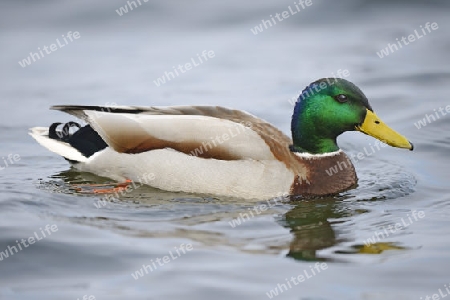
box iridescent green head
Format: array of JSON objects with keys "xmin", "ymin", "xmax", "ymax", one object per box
[{"xmin": 291, "ymin": 78, "xmax": 413, "ymax": 154}]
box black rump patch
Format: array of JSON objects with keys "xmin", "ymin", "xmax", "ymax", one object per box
[{"xmin": 49, "ymin": 122, "xmax": 108, "ymax": 158}]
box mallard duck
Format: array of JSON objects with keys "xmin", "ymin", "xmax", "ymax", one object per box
[{"xmin": 30, "ymin": 78, "xmax": 413, "ymax": 199}]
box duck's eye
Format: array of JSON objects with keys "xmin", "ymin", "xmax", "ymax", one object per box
[{"xmin": 335, "ymin": 94, "xmax": 348, "ymax": 103}]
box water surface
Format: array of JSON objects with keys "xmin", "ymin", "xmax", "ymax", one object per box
[{"xmin": 1, "ymin": 1, "xmax": 450, "ymax": 299}]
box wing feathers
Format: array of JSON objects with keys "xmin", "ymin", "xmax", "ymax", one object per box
[{"xmin": 51, "ymin": 105, "xmax": 292, "ymax": 162}]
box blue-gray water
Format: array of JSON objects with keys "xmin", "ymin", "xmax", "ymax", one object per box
[{"xmin": 1, "ymin": 1, "xmax": 450, "ymax": 299}]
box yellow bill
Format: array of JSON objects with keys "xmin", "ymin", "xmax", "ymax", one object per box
[{"xmin": 356, "ymin": 109, "xmax": 413, "ymax": 150}]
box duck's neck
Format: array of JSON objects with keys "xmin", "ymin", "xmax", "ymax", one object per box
[
  {"xmin": 291, "ymin": 113, "xmax": 340, "ymax": 154},
  {"xmin": 290, "ymin": 136, "xmax": 339, "ymax": 154}
]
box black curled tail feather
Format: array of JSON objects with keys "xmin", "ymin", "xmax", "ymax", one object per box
[
  {"xmin": 49, "ymin": 122, "xmax": 108, "ymax": 157},
  {"xmin": 49, "ymin": 122, "xmax": 80, "ymax": 142}
]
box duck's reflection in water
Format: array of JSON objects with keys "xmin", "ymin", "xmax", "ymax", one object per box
[{"xmin": 280, "ymin": 197, "xmax": 352, "ymax": 261}]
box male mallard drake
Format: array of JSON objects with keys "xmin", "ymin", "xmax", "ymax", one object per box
[{"xmin": 30, "ymin": 78, "xmax": 413, "ymax": 200}]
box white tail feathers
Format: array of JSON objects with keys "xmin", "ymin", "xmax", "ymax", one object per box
[{"xmin": 29, "ymin": 127, "xmax": 88, "ymax": 163}]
